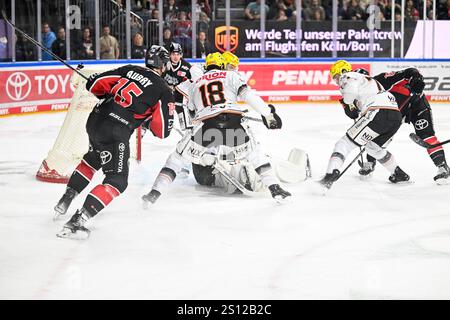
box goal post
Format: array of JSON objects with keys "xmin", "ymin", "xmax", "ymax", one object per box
[{"xmin": 36, "ymin": 68, "xmax": 141, "ymax": 183}]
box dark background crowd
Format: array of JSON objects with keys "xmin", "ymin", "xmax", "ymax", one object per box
[{"xmin": 4, "ymin": 0, "xmax": 450, "ymax": 62}]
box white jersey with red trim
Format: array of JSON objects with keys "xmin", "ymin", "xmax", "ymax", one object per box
[
  {"xmin": 186, "ymin": 69, "xmax": 249, "ymax": 122},
  {"xmin": 339, "ymin": 71, "xmax": 398, "ymax": 115}
]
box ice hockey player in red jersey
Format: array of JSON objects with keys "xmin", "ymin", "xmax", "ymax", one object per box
[
  {"xmin": 54, "ymin": 45, "xmax": 174, "ymax": 239},
  {"xmin": 351, "ymin": 66, "xmax": 450, "ymax": 184}
]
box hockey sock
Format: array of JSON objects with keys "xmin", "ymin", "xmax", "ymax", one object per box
[
  {"xmin": 326, "ymin": 152, "xmax": 345, "ymax": 173},
  {"xmin": 255, "ymin": 163, "xmax": 278, "ymax": 187},
  {"xmin": 82, "ymin": 184, "xmax": 121, "ymax": 217},
  {"xmin": 152, "ymin": 167, "xmax": 177, "ymax": 193},
  {"xmin": 377, "ymin": 151, "xmax": 398, "ymax": 174},
  {"xmin": 67, "ymin": 159, "xmax": 97, "ymax": 193},
  {"xmin": 424, "ymin": 136, "xmax": 446, "ymax": 166},
  {"xmin": 326, "ymin": 135, "xmax": 357, "ymax": 173}
]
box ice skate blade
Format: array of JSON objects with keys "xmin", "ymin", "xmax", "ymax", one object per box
[
  {"xmin": 178, "ymin": 169, "xmax": 190, "ymax": 179},
  {"xmin": 389, "ymin": 180, "xmax": 414, "ymax": 185},
  {"xmin": 56, "ymin": 227, "xmax": 90, "ymax": 240},
  {"xmin": 359, "ymin": 173, "xmax": 373, "ymax": 181},
  {"xmin": 435, "ymin": 177, "xmax": 450, "ymax": 185},
  {"xmin": 142, "ymin": 200, "xmax": 150, "ymax": 210}
]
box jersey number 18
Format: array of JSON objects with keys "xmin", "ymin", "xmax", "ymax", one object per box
[{"xmin": 199, "ymin": 81, "xmax": 226, "ymax": 107}]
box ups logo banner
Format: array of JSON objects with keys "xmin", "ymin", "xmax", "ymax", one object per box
[
  {"xmin": 214, "ymin": 26, "xmax": 239, "ymax": 53},
  {"xmin": 208, "ymin": 20, "xmax": 417, "ymax": 58}
]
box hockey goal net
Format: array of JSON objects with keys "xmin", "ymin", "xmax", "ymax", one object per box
[{"xmin": 36, "ymin": 68, "xmax": 141, "ymax": 183}]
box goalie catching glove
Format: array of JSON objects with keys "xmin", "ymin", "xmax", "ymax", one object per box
[{"xmin": 261, "ymin": 104, "xmax": 282, "ymax": 129}]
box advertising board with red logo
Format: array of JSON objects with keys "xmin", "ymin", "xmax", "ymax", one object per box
[
  {"xmin": 0, "ymin": 66, "xmax": 74, "ymax": 116},
  {"xmin": 1, "ymin": 61, "xmax": 449, "ymax": 117}
]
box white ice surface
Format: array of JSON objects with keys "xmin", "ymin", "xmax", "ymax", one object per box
[{"xmin": 1, "ymin": 104, "xmax": 450, "ymax": 299}]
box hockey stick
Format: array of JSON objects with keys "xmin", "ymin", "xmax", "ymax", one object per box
[
  {"xmin": 213, "ymin": 160, "xmax": 256, "ymax": 196},
  {"xmin": 243, "ymin": 115, "xmax": 263, "ymax": 123},
  {"xmin": 1, "ymin": 10, "xmax": 88, "ymax": 80},
  {"xmin": 409, "ymin": 133, "xmax": 450, "ymax": 149},
  {"xmin": 338, "ymin": 147, "xmax": 366, "ymax": 180}
]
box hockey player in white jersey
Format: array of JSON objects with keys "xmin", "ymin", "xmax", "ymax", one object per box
[
  {"xmin": 142, "ymin": 52, "xmax": 291, "ymax": 203},
  {"xmin": 319, "ymin": 60, "xmax": 410, "ymax": 189}
]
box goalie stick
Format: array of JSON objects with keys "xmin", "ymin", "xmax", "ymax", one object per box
[
  {"xmin": 409, "ymin": 133, "xmax": 450, "ymax": 149},
  {"xmin": 212, "ymin": 160, "xmax": 257, "ymax": 196},
  {"xmin": 1, "ymin": 10, "xmax": 88, "ymax": 80}
]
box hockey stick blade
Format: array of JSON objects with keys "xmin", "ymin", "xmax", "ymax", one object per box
[
  {"xmin": 409, "ymin": 133, "xmax": 450, "ymax": 149},
  {"xmin": 1, "ymin": 10, "xmax": 88, "ymax": 80}
]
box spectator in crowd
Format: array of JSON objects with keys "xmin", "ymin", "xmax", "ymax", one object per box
[
  {"xmin": 173, "ymin": 11, "xmax": 192, "ymax": 39},
  {"xmin": 312, "ymin": 8, "xmax": 326, "ymax": 20},
  {"xmin": 198, "ymin": 11, "xmax": 211, "ymax": 32},
  {"xmin": 405, "ymin": 0, "xmax": 420, "ymax": 21},
  {"xmin": 131, "ymin": 33, "xmax": 146, "ymax": 58},
  {"xmin": 16, "ymin": 34, "xmax": 36, "ymax": 61},
  {"xmin": 100, "ymin": 25, "xmax": 120, "ymax": 59},
  {"xmin": 41, "ymin": 22, "xmax": 56, "ymax": 61},
  {"xmin": 345, "ymin": 0, "xmax": 365, "ymax": 20},
  {"xmin": 51, "ymin": 27, "xmax": 66, "ymax": 60},
  {"xmin": 196, "ymin": 31, "xmax": 212, "ymax": 58},
  {"xmin": 305, "ymin": 0, "xmax": 326, "ymax": 20},
  {"xmin": 275, "ymin": 8, "xmax": 289, "ymax": 21},
  {"xmin": 76, "ymin": 27, "xmax": 95, "ymax": 60},
  {"xmin": 164, "ymin": 0, "xmax": 179, "ymax": 22},
  {"xmin": 163, "ymin": 27, "xmax": 174, "ymax": 51},
  {"xmin": 245, "ymin": 0, "xmax": 270, "ymax": 20},
  {"xmin": 384, "ymin": 0, "xmax": 402, "ymax": 20},
  {"xmin": 198, "ymin": 0, "xmax": 211, "ymax": 17},
  {"xmin": 438, "ymin": 0, "xmax": 450, "ymax": 20}
]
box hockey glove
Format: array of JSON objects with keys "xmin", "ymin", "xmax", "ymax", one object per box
[
  {"xmin": 409, "ymin": 76, "xmax": 425, "ymax": 94},
  {"xmin": 262, "ymin": 104, "xmax": 282, "ymax": 129},
  {"xmin": 339, "ymin": 99, "xmax": 359, "ymax": 120}
]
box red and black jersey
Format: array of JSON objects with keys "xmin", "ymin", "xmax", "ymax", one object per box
[
  {"xmin": 373, "ymin": 68, "xmax": 422, "ymax": 117},
  {"xmin": 163, "ymin": 59, "xmax": 195, "ymax": 88},
  {"xmin": 86, "ymin": 64, "xmax": 174, "ymax": 139}
]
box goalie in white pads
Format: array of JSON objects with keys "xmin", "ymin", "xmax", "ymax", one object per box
[
  {"xmin": 142, "ymin": 52, "xmax": 291, "ymax": 203},
  {"xmin": 319, "ymin": 60, "xmax": 410, "ymax": 189}
]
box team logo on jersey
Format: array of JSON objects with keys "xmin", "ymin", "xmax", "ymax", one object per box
[
  {"xmin": 215, "ymin": 26, "xmax": 239, "ymax": 53},
  {"xmin": 6, "ymin": 72, "xmax": 32, "ymax": 101},
  {"xmin": 415, "ymin": 119, "xmax": 429, "ymax": 130},
  {"xmin": 177, "ymin": 71, "xmax": 186, "ymax": 77},
  {"xmin": 100, "ymin": 151, "xmax": 112, "ymax": 165}
]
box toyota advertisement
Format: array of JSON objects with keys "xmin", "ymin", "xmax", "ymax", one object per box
[{"xmin": 1, "ymin": 61, "xmax": 450, "ymax": 117}]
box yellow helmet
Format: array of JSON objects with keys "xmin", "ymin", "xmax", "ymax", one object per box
[
  {"xmin": 330, "ymin": 60, "xmax": 352, "ymax": 78},
  {"xmin": 222, "ymin": 51, "xmax": 239, "ymax": 70},
  {"xmin": 205, "ymin": 52, "xmax": 225, "ymax": 69}
]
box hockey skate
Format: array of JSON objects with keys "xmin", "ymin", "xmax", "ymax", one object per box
[
  {"xmin": 434, "ymin": 163, "xmax": 450, "ymax": 185},
  {"xmin": 318, "ymin": 169, "xmax": 340, "ymax": 190},
  {"xmin": 388, "ymin": 166, "xmax": 411, "ymax": 184},
  {"xmin": 358, "ymin": 160, "xmax": 376, "ymax": 180},
  {"xmin": 56, "ymin": 208, "xmax": 91, "ymax": 240},
  {"xmin": 142, "ymin": 189, "xmax": 161, "ymax": 209},
  {"xmin": 268, "ymin": 184, "xmax": 291, "ymax": 203},
  {"xmin": 54, "ymin": 187, "xmax": 78, "ymax": 220}
]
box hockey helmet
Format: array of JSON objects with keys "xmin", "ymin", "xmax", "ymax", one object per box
[
  {"xmin": 205, "ymin": 52, "xmax": 225, "ymax": 70},
  {"xmin": 330, "ymin": 60, "xmax": 352, "ymax": 78},
  {"xmin": 145, "ymin": 45, "xmax": 170, "ymax": 69},
  {"xmin": 169, "ymin": 42, "xmax": 183, "ymax": 55},
  {"xmin": 222, "ymin": 51, "xmax": 239, "ymax": 70}
]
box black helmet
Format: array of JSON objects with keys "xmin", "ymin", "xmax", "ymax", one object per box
[
  {"xmin": 169, "ymin": 42, "xmax": 183, "ymax": 55},
  {"xmin": 354, "ymin": 68, "xmax": 370, "ymax": 76},
  {"xmin": 145, "ymin": 45, "xmax": 169, "ymax": 69}
]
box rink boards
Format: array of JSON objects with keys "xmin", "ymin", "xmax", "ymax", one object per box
[{"xmin": 1, "ymin": 58, "xmax": 450, "ymax": 117}]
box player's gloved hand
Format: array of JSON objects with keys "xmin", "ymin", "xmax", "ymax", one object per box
[
  {"xmin": 262, "ymin": 104, "xmax": 282, "ymax": 129},
  {"xmin": 339, "ymin": 99, "xmax": 359, "ymax": 119},
  {"xmin": 409, "ymin": 76, "xmax": 425, "ymax": 94}
]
